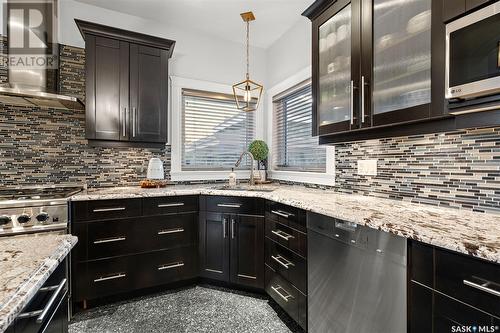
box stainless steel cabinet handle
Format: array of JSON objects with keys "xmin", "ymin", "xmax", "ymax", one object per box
[
  {"xmin": 350, "ymin": 80, "xmax": 354, "ymax": 125},
  {"xmin": 158, "ymin": 202, "xmax": 185, "ymax": 208},
  {"xmin": 158, "ymin": 228, "xmax": 184, "ymax": 235},
  {"xmin": 132, "ymin": 107, "xmax": 136, "ymax": 137},
  {"xmin": 93, "ymin": 207, "xmax": 126, "ymax": 213},
  {"xmin": 271, "ymin": 229, "xmax": 294, "ymax": 241},
  {"xmin": 36, "ymin": 278, "xmax": 66, "ymax": 323},
  {"xmin": 271, "ymin": 285, "xmax": 294, "ymax": 302},
  {"xmin": 271, "ymin": 210, "xmax": 293, "ymax": 218},
  {"xmin": 231, "ymin": 219, "xmax": 235, "ymax": 239},
  {"xmin": 223, "ymin": 218, "xmax": 227, "ymax": 239},
  {"xmin": 93, "ymin": 236, "xmax": 126, "ymax": 244},
  {"xmin": 18, "ymin": 278, "xmax": 67, "ymax": 321},
  {"xmin": 271, "ymin": 255, "xmax": 294, "ymax": 269},
  {"xmin": 122, "ymin": 107, "xmax": 126, "ymax": 136},
  {"xmin": 94, "ymin": 273, "xmax": 126, "ymax": 283},
  {"xmin": 217, "ymin": 203, "xmax": 242, "ymax": 208},
  {"xmin": 463, "ymin": 279, "xmax": 500, "ymax": 297},
  {"xmin": 158, "ymin": 262, "xmax": 184, "ymax": 271},
  {"xmin": 361, "ymin": 76, "xmax": 365, "ymax": 123}
]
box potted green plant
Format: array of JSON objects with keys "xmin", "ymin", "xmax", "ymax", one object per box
[{"xmin": 248, "ymin": 140, "xmax": 269, "ymax": 182}]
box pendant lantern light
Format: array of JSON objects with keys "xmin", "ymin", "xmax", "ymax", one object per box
[{"xmin": 232, "ymin": 11, "xmax": 263, "ymax": 112}]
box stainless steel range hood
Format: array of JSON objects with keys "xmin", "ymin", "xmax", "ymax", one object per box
[{"xmin": 0, "ymin": 0, "xmax": 84, "ymax": 110}]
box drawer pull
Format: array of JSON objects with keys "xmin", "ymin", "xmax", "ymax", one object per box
[
  {"xmin": 93, "ymin": 236, "xmax": 126, "ymax": 244},
  {"xmin": 92, "ymin": 207, "xmax": 126, "ymax": 213},
  {"xmin": 463, "ymin": 278, "xmax": 500, "ymax": 298},
  {"xmin": 271, "ymin": 229, "xmax": 294, "ymax": 241},
  {"xmin": 217, "ymin": 203, "xmax": 242, "ymax": 208},
  {"xmin": 271, "ymin": 210, "xmax": 294, "ymax": 218},
  {"xmin": 158, "ymin": 262, "xmax": 184, "ymax": 271},
  {"xmin": 158, "ymin": 228, "xmax": 184, "ymax": 235},
  {"xmin": 94, "ymin": 273, "xmax": 126, "ymax": 283},
  {"xmin": 271, "ymin": 255, "xmax": 295, "ymax": 269},
  {"xmin": 271, "ymin": 285, "xmax": 294, "ymax": 302},
  {"xmin": 158, "ymin": 202, "xmax": 185, "ymax": 208},
  {"xmin": 18, "ymin": 278, "xmax": 67, "ymax": 321}
]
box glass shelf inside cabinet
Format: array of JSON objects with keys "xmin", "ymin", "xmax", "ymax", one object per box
[
  {"xmin": 318, "ymin": 4, "xmax": 351, "ymax": 127},
  {"xmin": 373, "ymin": 0, "xmax": 431, "ymax": 114}
]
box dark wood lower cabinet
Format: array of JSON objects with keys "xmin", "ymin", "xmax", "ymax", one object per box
[
  {"xmin": 199, "ymin": 211, "xmax": 230, "ymax": 282},
  {"xmin": 408, "ymin": 240, "xmax": 500, "ymax": 332},
  {"xmin": 230, "ymin": 215, "xmax": 264, "ymax": 289}
]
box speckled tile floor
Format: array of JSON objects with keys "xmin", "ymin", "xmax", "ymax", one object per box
[{"xmin": 69, "ymin": 285, "xmax": 302, "ymax": 333}]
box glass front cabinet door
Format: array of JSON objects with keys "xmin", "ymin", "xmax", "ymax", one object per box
[
  {"xmin": 313, "ymin": 0, "xmax": 360, "ymax": 135},
  {"xmin": 307, "ymin": 0, "xmax": 445, "ymax": 138}
]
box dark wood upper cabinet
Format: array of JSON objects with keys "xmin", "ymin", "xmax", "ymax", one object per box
[
  {"xmin": 75, "ymin": 20, "xmax": 175, "ymax": 146},
  {"xmin": 303, "ymin": 0, "xmax": 446, "ymax": 142},
  {"xmin": 130, "ymin": 44, "xmax": 168, "ymax": 143},
  {"xmin": 443, "ymin": 0, "xmax": 493, "ymax": 22}
]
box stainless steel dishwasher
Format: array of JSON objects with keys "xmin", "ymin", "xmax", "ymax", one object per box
[{"xmin": 307, "ymin": 212, "xmax": 407, "ymax": 333}]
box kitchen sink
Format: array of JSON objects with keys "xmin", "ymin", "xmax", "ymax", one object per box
[{"xmin": 211, "ymin": 185, "xmax": 276, "ymax": 192}]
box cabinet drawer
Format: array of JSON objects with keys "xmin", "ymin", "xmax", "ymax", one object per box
[
  {"xmin": 265, "ymin": 264, "xmax": 306, "ymax": 329},
  {"xmin": 435, "ymin": 248, "xmax": 500, "ymax": 317},
  {"xmin": 136, "ymin": 247, "xmax": 197, "ymax": 288},
  {"xmin": 265, "ymin": 218, "xmax": 306, "ymax": 257},
  {"xmin": 434, "ymin": 292, "xmax": 497, "ymax": 332},
  {"xmin": 265, "ymin": 201, "xmax": 306, "ymax": 232},
  {"xmin": 204, "ymin": 196, "xmax": 264, "ymax": 215},
  {"xmin": 265, "ymin": 238, "xmax": 306, "ymax": 294},
  {"xmin": 143, "ymin": 196, "xmax": 198, "ymax": 216},
  {"xmin": 87, "ymin": 218, "xmax": 137, "ymax": 260},
  {"xmin": 85, "ymin": 256, "xmax": 135, "ymax": 299},
  {"xmin": 138, "ymin": 213, "xmax": 197, "ymax": 252},
  {"xmin": 408, "ymin": 241, "xmax": 433, "ymax": 287},
  {"xmin": 72, "ymin": 199, "xmax": 142, "ymax": 222}
]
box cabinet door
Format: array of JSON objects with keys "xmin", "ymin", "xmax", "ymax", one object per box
[
  {"xmin": 199, "ymin": 211, "xmax": 230, "ymax": 282},
  {"xmin": 86, "ymin": 35, "xmax": 129, "ymax": 141},
  {"xmin": 313, "ymin": 0, "xmax": 361, "ymax": 135},
  {"xmin": 408, "ymin": 282, "xmax": 433, "ymax": 333},
  {"xmin": 230, "ymin": 215, "xmax": 265, "ymax": 289},
  {"xmin": 369, "ymin": 0, "xmax": 433, "ymax": 126},
  {"xmin": 130, "ymin": 44, "xmax": 168, "ymax": 143}
]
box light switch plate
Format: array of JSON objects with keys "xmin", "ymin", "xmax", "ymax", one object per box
[{"xmin": 357, "ymin": 159, "xmax": 377, "ymax": 176}]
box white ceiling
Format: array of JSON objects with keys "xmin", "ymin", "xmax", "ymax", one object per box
[{"xmin": 74, "ymin": 0, "xmax": 314, "ymax": 49}]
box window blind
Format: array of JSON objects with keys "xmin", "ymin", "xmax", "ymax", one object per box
[
  {"xmin": 273, "ymin": 81, "xmax": 326, "ymax": 172},
  {"xmin": 182, "ymin": 89, "xmax": 255, "ymax": 170}
]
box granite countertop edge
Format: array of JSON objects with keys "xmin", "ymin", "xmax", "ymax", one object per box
[
  {"xmin": 70, "ymin": 186, "xmax": 500, "ymax": 264},
  {"xmin": 0, "ymin": 235, "xmax": 78, "ymax": 333}
]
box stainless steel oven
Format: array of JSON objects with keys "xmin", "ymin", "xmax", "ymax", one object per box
[{"xmin": 446, "ymin": 1, "xmax": 500, "ymax": 101}]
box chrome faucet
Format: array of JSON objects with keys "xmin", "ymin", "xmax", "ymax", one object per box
[{"xmin": 235, "ymin": 151, "xmax": 256, "ymax": 186}]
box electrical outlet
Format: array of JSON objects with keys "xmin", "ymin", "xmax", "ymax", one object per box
[{"xmin": 357, "ymin": 159, "xmax": 377, "ymax": 176}]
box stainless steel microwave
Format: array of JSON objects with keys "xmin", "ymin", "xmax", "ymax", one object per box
[{"xmin": 446, "ymin": 1, "xmax": 500, "ymax": 100}]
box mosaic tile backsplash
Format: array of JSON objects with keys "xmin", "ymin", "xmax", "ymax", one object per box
[
  {"xmin": 0, "ymin": 38, "xmax": 499, "ymax": 213},
  {"xmin": 334, "ymin": 128, "xmax": 500, "ymax": 213},
  {"xmin": 0, "ymin": 42, "xmax": 170, "ymax": 188}
]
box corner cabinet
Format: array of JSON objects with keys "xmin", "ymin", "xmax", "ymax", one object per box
[
  {"xmin": 303, "ymin": 0, "xmax": 446, "ymax": 143},
  {"xmin": 75, "ymin": 20, "xmax": 174, "ymax": 147}
]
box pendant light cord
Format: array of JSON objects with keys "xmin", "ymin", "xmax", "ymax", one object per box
[{"xmin": 246, "ymin": 20, "xmax": 250, "ymax": 80}]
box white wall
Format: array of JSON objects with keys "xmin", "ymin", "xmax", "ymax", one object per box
[
  {"xmin": 266, "ymin": 18, "xmax": 311, "ymax": 89},
  {"xmin": 59, "ymin": 0, "xmax": 267, "ymax": 86}
]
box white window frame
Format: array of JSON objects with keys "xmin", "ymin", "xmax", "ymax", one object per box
[
  {"xmin": 170, "ymin": 76, "xmax": 264, "ymax": 181},
  {"xmin": 266, "ymin": 67, "xmax": 335, "ymax": 186}
]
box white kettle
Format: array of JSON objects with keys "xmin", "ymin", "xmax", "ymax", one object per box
[{"xmin": 147, "ymin": 158, "xmax": 164, "ymax": 180}]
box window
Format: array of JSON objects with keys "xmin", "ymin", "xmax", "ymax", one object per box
[
  {"xmin": 273, "ymin": 80, "xmax": 326, "ymax": 172},
  {"xmin": 182, "ymin": 89, "xmax": 255, "ymax": 170}
]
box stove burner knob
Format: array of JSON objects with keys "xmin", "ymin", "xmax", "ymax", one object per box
[
  {"xmin": 17, "ymin": 214, "xmax": 31, "ymax": 224},
  {"xmin": 0, "ymin": 215, "xmax": 12, "ymax": 226},
  {"xmin": 36, "ymin": 212, "xmax": 50, "ymax": 222}
]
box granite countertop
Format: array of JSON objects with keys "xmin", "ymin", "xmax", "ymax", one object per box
[
  {"xmin": 71, "ymin": 184, "xmax": 500, "ymax": 264},
  {"xmin": 0, "ymin": 233, "xmax": 77, "ymax": 333}
]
